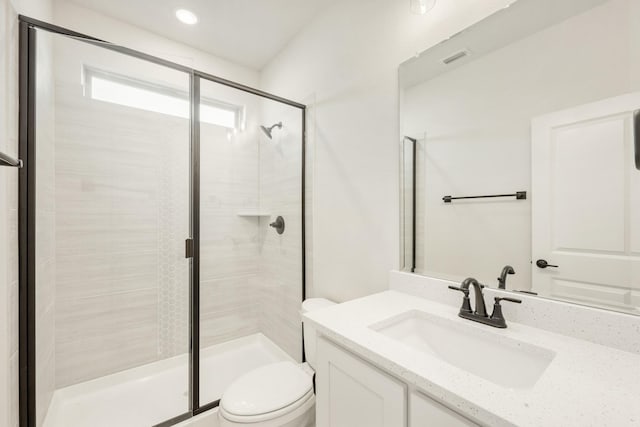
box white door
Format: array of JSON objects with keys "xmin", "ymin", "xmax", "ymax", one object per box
[
  {"xmin": 316, "ymin": 336, "xmax": 406, "ymax": 427},
  {"xmin": 531, "ymin": 92, "xmax": 640, "ymax": 313}
]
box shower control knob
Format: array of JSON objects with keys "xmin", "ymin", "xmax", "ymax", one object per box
[{"xmin": 269, "ymin": 216, "xmax": 285, "ymax": 235}]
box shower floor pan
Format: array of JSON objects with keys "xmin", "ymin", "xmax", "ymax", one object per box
[{"xmin": 43, "ymin": 333, "xmax": 294, "ymax": 427}]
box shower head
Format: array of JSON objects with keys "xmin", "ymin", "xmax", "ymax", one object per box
[{"xmin": 260, "ymin": 122, "xmax": 282, "ymax": 139}]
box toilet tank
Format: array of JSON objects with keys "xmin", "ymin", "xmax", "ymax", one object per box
[{"xmin": 301, "ymin": 298, "xmax": 335, "ymax": 369}]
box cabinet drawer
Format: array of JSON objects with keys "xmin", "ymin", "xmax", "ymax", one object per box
[{"xmin": 409, "ymin": 391, "xmax": 479, "ymax": 427}]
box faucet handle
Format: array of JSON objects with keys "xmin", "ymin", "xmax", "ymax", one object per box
[
  {"xmin": 448, "ymin": 285, "xmax": 469, "ymax": 296},
  {"xmin": 489, "ymin": 296, "xmax": 522, "ymax": 328},
  {"xmin": 495, "ymin": 297, "xmax": 522, "ymax": 305},
  {"xmin": 448, "ymin": 286, "xmax": 472, "ymax": 314}
]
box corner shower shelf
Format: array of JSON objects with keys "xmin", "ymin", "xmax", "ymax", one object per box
[{"xmin": 237, "ymin": 211, "xmax": 272, "ymax": 217}]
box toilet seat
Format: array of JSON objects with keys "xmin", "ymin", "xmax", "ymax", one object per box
[{"xmin": 220, "ymin": 361, "xmax": 313, "ymax": 423}]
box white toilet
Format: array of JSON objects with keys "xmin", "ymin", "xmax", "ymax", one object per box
[{"xmin": 218, "ymin": 298, "xmax": 336, "ymax": 427}]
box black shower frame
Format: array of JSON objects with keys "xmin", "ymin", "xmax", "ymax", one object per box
[{"xmin": 18, "ymin": 15, "xmax": 307, "ymax": 427}]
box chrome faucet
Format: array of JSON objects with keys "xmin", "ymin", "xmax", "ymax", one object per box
[
  {"xmin": 449, "ymin": 277, "xmax": 522, "ymax": 328},
  {"xmin": 497, "ymin": 265, "xmax": 515, "ymax": 289}
]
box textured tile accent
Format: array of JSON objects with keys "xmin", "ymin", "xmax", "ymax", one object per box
[{"xmin": 157, "ymin": 130, "xmax": 190, "ymax": 359}]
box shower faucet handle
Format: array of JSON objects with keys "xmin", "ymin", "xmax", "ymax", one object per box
[{"xmin": 269, "ymin": 216, "xmax": 285, "ymax": 235}]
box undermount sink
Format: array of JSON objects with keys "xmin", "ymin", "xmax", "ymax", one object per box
[{"xmin": 370, "ymin": 310, "xmax": 555, "ymax": 389}]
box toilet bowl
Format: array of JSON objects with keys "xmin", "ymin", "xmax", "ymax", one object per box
[{"xmin": 218, "ymin": 298, "xmax": 335, "ymax": 427}]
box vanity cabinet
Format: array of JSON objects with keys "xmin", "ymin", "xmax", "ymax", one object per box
[
  {"xmin": 316, "ymin": 336, "xmax": 479, "ymax": 427},
  {"xmin": 316, "ymin": 336, "xmax": 406, "ymax": 427}
]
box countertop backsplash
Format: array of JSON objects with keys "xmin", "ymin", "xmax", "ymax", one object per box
[{"xmin": 389, "ymin": 271, "xmax": 640, "ymax": 355}]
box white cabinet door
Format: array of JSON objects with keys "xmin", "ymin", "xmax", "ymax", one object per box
[
  {"xmin": 316, "ymin": 336, "xmax": 406, "ymax": 427},
  {"xmin": 409, "ymin": 391, "xmax": 478, "ymax": 427},
  {"xmin": 531, "ymin": 92, "xmax": 640, "ymax": 311}
]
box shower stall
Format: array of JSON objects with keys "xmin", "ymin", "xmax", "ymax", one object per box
[{"xmin": 18, "ymin": 17, "xmax": 305, "ymax": 427}]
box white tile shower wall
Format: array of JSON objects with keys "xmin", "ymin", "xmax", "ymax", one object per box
[
  {"xmin": 257, "ymin": 100, "xmax": 304, "ymax": 361},
  {"xmin": 53, "ymin": 81, "xmax": 191, "ymax": 386},
  {"xmin": 52, "ymin": 38, "xmax": 266, "ymax": 385},
  {"xmin": 199, "ymin": 96, "xmax": 262, "ymax": 348},
  {"xmin": 259, "ymin": 0, "xmax": 515, "ymax": 302},
  {"xmin": 47, "ymin": 2, "xmax": 269, "ymax": 386},
  {"xmin": 52, "ymin": 33, "xmax": 194, "ymax": 386},
  {"xmin": 0, "ymin": 2, "xmax": 20, "ymax": 426}
]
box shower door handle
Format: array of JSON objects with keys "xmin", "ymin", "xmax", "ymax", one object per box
[
  {"xmin": 634, "ymin": 109, "xmax": 640, "ymax": 170},
  {"xmin": 185, "ymin": 238, "xmax": 194, "ymax": 259}
]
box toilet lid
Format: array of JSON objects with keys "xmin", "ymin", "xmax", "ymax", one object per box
[{"xmin": 220, "ymin": 361, "xmax": 313, "ymax": 417}]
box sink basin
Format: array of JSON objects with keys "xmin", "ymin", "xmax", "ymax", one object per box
[{"xmin": 370, "ymin": 310, "xmax": 555, "ymax": 389}]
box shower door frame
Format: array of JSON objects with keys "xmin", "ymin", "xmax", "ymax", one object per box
[{"xmin": 18, "ymin": 15, "xmax": 307, "ymax": 427}]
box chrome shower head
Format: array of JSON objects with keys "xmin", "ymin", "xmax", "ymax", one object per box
[{"xmin": 260, "ymin": 122, "xmax": 282, "ymax": 139}]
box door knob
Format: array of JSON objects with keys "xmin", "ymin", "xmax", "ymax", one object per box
[{"xmin": 536, "ymin": 259, "xmax": 558, "ymax": 269}]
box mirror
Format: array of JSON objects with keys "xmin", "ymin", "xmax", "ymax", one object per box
[{"xmin": 399, "ymin": 0, "xmax": 640, "ymax": 315}]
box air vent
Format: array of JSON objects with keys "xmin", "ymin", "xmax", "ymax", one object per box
[{"xmin": 442, "ymin": 49, "xmax": 470, "ymax": 65}]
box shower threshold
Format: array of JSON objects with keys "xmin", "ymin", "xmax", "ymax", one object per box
[{"xmin": 43, "ymin": 333, "xmax": 294, "ymax": 427}]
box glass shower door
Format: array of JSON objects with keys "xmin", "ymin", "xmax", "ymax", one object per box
[
  {"xmin": 33, "ymin": 28, "xmax": 191, "ymax": 427},
  {"xmin": 197, "ymin": 77, "xmax": 305, "ymax": 409}
]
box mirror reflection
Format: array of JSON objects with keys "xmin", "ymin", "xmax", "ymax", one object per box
[{"xmin": 399, "ymin": 0, "xmax": 640, "ymax": 315}]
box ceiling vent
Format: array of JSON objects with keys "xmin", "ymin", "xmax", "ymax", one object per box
[{"xmin": 442, "ymin": 49, "xmax": 470, "ymax": 65}]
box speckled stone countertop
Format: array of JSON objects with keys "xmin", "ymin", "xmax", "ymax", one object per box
[{"xmin": 304, "ymin": 291, "xmax": 640, "ymax": 427}]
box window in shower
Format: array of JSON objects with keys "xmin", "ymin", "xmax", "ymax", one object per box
[{"xmin": 83, "ymin": 66, "xmax": 244, "ymax": 129}]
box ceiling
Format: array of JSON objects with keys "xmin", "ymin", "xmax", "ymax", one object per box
[
  {"xmin": 67, "ymin": 0, "xmax": 336, "ymax": 69},
  {"xmin": 399, "ymin": 0, "xmax": 608, "ymax": 89}
]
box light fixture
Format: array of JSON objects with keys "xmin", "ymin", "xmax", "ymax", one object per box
[
  {"xmin": 410, "ymin": 0, "xmax": 436, "ymax": 15},
  {"xmin": 175, "ymin": 9, "xmax": 198, "ymax": 25}
]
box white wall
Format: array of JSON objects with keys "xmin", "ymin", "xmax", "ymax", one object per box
[
  {"xmin": 260, "ymin": 0, "xmax": 513, "ymax": 302},
  {"xmin": 10, "ymin": 0, "xmax": 51, "ymax": 20}
]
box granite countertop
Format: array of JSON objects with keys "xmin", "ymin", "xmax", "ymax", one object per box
[{"xmin": 303, "ymin": 290, "xmax": 640, "ymax": 427}]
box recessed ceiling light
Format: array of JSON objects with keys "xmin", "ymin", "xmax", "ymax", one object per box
[
  {"xmin": 176, "ymin": 9, "xmax": 198, "ymax": 25},
  {"xmin": 410, "ymin": 0, "xmax": 436, "ymax": 15}
]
